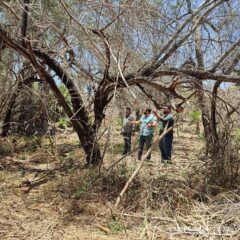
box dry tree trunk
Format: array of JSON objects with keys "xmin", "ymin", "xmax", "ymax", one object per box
[{"xmin": 114, "ymin": 126, "xmax": 174, "ymax": 210}]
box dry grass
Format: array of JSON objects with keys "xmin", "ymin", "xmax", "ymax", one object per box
[{"xmin": 0, "ymin": 125, "xmax": 239, "ymax": 239}]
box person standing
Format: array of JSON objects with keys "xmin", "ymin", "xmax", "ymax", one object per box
[
  {"xmin": 153, "ymin": 106, "xmax": 174, "ymax": 163},
  {"xmin": 132, "ymin": 108, "xmax": 157, "ymax": 160},
  {"xmin": 121, "ymin": 107, "xmax": 135, "ymax": 155}
]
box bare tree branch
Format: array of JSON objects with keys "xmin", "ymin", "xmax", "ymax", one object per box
[
  {"xmin": 211, "ymin": 38, "xmax": 240, "ymax": 72},
  {"xmin": 21, "ymin": 0, "xmax": 30, "ymax": 44}
]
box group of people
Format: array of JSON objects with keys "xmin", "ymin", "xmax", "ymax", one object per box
[{"xmin": 121, "ymin": 106, "xmax": 175, "ymax": 163}]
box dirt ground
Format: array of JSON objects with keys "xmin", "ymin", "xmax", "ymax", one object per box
[{"xmin": 0, "ymin": 122, "xmax": 239, "ymax": 240}]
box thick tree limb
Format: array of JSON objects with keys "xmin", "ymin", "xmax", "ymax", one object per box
[
  {"xmin": 152, "ymin": 68, "xmax": 240, "ymax": 84},
  {"xmin": 137, "ymin": 84, "xmax": 163, "ymax": 110},
  {"xmin": 132, "ymin": 79, "xmax": 185, "ymax": 100},
  {"xmin": 33, "ymin": 50, "xmax": 90, "ymax": 128}
]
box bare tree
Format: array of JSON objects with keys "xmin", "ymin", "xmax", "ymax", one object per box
[{"xmin": 0, "ymin": 0, "xmax": 240, "ymax": 164}]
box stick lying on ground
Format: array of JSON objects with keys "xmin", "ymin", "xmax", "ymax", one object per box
[{"xmin": 114, "ymin": 126, "xmax": 175, "ymax": 209}]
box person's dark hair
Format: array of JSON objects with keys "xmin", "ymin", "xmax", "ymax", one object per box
[
  {"xmin": 176, "ymin": 105, "xmax": 184, "ymax": 113},
  {"xmin": 126, "ymin": 107, "xmax": 131, "ymax": 111},
  {"xmin": 146, "ymin": 108, "xmax": 151, "ymax": 113},
  {"xmin": 165, "ymin": 105, "xmax": 171, "ymax": 110}
]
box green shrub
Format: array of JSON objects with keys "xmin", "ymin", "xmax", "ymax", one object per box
[
  {"xmin": 191, "ymin": 110, "xmax": 201, "ymax": 122},
  {"xmin": 0, "ymin": 142, "xmax": 12, "ymax": 156},
  {"xmin": 111, "ymin": 143, "xmax": 124, "ymax": 154},
  {"xmin": 74, "ymin": 169, "xmax": 96, "ymax": 199},
  {"xmin": 108, "ymin": 219, "xmax": 124, "ymax": 234},
  {"xmin": 235, "ymin": 128, "xmax": 240, "ymax": 140},
  {"xmin": 197, "ymin": 132, "xmax": 205, "ymax": 141},
  {"xmin": 74, "ymin": 180, "xmax": 93, "ymax": 199},
  {"xmin": 190, "ymin": 110, "xmax": 201, "ymax": 134},
  {"xmin": 58, "ymin": 117, "xmax": 71, "ymax": 129},
  {"xmin": 24, "ymin": 136, "xmax": 43, "ymax": 152}
]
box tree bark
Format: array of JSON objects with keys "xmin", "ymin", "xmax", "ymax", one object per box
[
  {"xmin": 1, "ymin": 76, "xmax": 41, "ymax": 137},
  {"xmin": 21, "ymin": 0, "xmax": 29, "ymax": 44},
  {"xmin": 34, "ymin": 51, "xmax": 103, "ymax": 164},
  {"xmin": 193, "ymin": 14, "xmax": 213, "ymax": 155},
  {"xmin": 0, "ymin": 25, "xmax": 104, "ymax": 164}
]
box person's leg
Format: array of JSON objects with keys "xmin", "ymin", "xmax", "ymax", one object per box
[
  {"xmin": 138, "ymin": 135, "xmax": 145, "ymax": 160},
  {"xmin": 122, "ymin": 133, "xmax": 128, "ymax": 154},
  {"xmin": 126, "ymin": 133, "xmax": 132, "ymax": 153},
  {"xmin": 165, "ymin": 135, "xmax": 173, "ymax": 162},
  {"xmin": 159, "ymin": 137, "xmax": 167, "ymax": 161},
  {"xmin": 145, "ymin": 134, "xmax": 153, "ymax": 160}
]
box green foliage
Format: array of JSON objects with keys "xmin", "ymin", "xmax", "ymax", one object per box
[
  {"xmin": 74, "ymin": 180, "xmax": 93, "ymax": 199},
  {"xmin": 58, "ymin": 117, "xmax": 71, "ymax": 129},
  {"xmin": 19, "ymin": 155, "xmax": 27, "ymax": 161},
  {"xmin": 111, "ymin": 143, "xmax": 124, "ymax": 154},
  {"xmin": 235, "ymin": 128, "xmax": 240, "ymax": 140},
  {"xmin": 89, "ymin": 116, "xmax": 94, "ymax": 125},
  {"xmin": 74, "ymin": 169, "xmax": 96, "ymax": 199},
  {"xmin": 108, "ymin": 220, "xmax": 124, "ymax": 234},
  {"xmin": 0, "ymin": 61, "xmax": 6, "ymax": 80},
  {"xmin": 57, "ymin": 84, "xmax": 72, "ymax": 110},
  {"xmin": 54, "ymin": 84, "xmax": 72, "ymax": 124},
  {"xmin": 59, "ymin": 84, "xmax": 70, "ymax": 99},
  {"xmin": 23, "ymin": 137, "xmax": 43, "ymax": 152},
  {"xmin": 118, "ymin": 164, "xmax": 135, "ymax": 179},
  {"xmin": 0, "ymin": 142, "xmax": 12, "ymax": 156},
  {"xmin": 127, "ymin": 187, "xmax": 138, "ymax": 198},
  {"xmin": 197, "ymin": 132, "xmax": 205, "ymax": 141},
  {"xmin": 117, "ymin": 117, "xmax": 123, "ymax": 128},
  {"xmin": 119, "ymin": 164, "xmax": 128, "ymax": 177},
  {"xmin": 191, "ymin": 110, "xmax": 201, "ymax": 122}
]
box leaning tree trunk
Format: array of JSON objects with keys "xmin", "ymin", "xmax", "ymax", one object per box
[
  {"xmin": 41, "ymin": 67, "xmax": 102, "ymax": 165},
  {"xmin": 194, "ymin": 22, "xmax": 216, "ymax": 156},
  {"xmin": 33, "ymin": 51, "xmax": 103, "ymax": 164},
  {"xmin": 196, "ymin": 84, "xmax": 213, "ymax": 155},
  {"xmin": 209, "ymin": 81, "xmax": 221, "ymax": 154},
  {"xmin": 79, "ymin": 127, "xmax": 102, "ymax": 165}
]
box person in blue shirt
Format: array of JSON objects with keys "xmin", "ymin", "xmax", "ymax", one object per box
[
  {"xmin": 131, "ymin": 108, "xmax": 157, "ymax": 160},
  {"xmin": 153, "ymin": 106, "xmax": 174, "ymax": 163}
]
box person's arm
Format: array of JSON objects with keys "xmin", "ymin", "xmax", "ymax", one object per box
[
  {"xmin": 129, "ymin": 116, "xmax": 142, "ymax": 125},
  {"xmin": 147, "ymin": 116, "xmax": 157, "ymax": 128},
  {"xmin": 129, "ymin": 120, "xmax": 140, "ymax": 125},
  {"xmin": 130, "ymin": 116, "xmax": 136, "ymax": 131},
  {"xmin": 160, "ymin": 115, "xmax": 173, "ymax": 123},
  {"xmin": 152, "ymin": 119, "xmax": 157, "ymax": 127},
  {"xmin": 147, "ymin": 121, "xmax": 157, "ymax": 128},
  {"xmin": 128, "ymin": 116, "xmax": 135, "ymax": 135},
  {"xmin": 120, "ymin": 117, "xmax": 124, "ymax": 134},
  {"xmin": 152, "ymin": 110, "xmax": 161, "ymax": 120}
]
